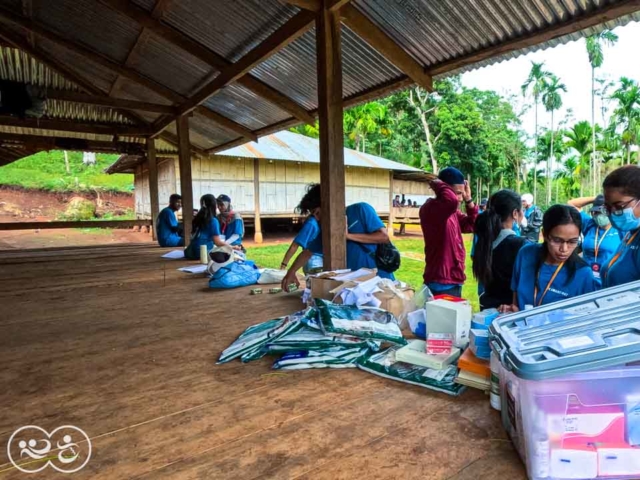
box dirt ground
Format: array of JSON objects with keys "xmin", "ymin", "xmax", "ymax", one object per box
[{"xmin": 0, "ymin": 186, "xmax": 423, "ymax": 250}]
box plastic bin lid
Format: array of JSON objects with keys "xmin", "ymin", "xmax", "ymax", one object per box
[{"xmin": 489, "ymin": 280, "xmax": 640, "ymax": 380}]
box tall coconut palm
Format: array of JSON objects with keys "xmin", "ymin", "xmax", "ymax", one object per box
[
  {"xmin": 609, "ymin": 77, "xmax": 640, "ymax": 165},
  {"xmin": 522, "ymin": 62, "xmax": 552, "ymax": 204},
  {"xmin": 542, "ymin": 75, "xmax": 567, "ymax": 204},
  {"xmin": 586, "ymin": 30, "xmax": 618, "ymax": 193}
]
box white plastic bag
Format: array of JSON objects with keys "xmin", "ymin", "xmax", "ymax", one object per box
[{"xmin": 257, "ymin": 268, "xmax": 287, "ymax": 285}]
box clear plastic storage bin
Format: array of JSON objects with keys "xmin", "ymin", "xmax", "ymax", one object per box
[{"xmin": 501, "ymin": 365, "xmax": 640, "ymax": 480}]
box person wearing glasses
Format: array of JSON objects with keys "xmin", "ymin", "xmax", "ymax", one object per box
[
  {"xmin": 568, "ymin": 194, "xmax": 623, "ymax": 280},
  {"xmin": 498, "ymin": 205, "xmax": 598, "ymax": 313},
  {"xmin": 602, "ymin": 166, "xmax": 640, "ymax": 287}
]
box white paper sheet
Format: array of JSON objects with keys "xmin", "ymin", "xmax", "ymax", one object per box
[
  {"xmin": 225, "ymin": 234, "xmax": 240, "ymax": 245},
  {"xmin": 178, "ymin": 264, "xmax": 208, "ymax": 274},
  {"xmin": 333, "ymin": 269, "xmax": 375, "ymax": 282},
  {"xmin": 162, "ymin": 250, "xmax": 185, "ymax": 259}
]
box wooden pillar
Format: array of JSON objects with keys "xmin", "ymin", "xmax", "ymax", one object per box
[
  {"xmin": 388, "ymin": 171, "xmax": 395, "ymax": 239},
  {"xmin": 253, "ymin": 158, "xmax": 263, "ymax": 243},
  {"xmin": 176, "ymin": 115, "xmax": 194, "ymax": 244},
  {"xmin": 147, "ymin": 139, "xmax": 160, "ymax": 241},
  {"xmin": 316, "ymin": 2, "xmax": 346, "ymax": 269}
]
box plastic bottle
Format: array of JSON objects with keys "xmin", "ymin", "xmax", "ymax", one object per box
[
  {"xmin": 490, "ymin": 350, "xmax": 501, "ymax": 411},
  {"xmin": 200, "ymin": 244, "xmax": 208, "ymax": 264},
  {"xmin": 530, "ymin": 409, "xmax": 550, "ymax": 479}
]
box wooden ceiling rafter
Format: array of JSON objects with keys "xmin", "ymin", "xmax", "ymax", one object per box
[
  {"xmin": 340, "ymin": 5, "xmax": 432, "ymax": 91},
  {"xmin": 98, "ymin": 0, "xmax": 315, "ymax": 126},
  {"xmin": 0, "ymin": 116, "xmax": 152, "ymax": 136},
  {"xmin": 151, "ymin": 10, "xmax": 316, "ymax": 136},
  {"xmin": 0, "ymin": 6, "xmax": 256, "ymax": 143}
]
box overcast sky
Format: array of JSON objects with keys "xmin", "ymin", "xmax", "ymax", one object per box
[{"xmin": 460, "ymin": 20, "xmax": 640, "ymax": 139}]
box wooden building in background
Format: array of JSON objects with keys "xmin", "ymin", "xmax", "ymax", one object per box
[{"xmin": 107, "ymin": 131, "xmax": 433, "ymax": 241}]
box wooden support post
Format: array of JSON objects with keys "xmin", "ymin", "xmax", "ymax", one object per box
[
  {"xmin": 176, "ymin": 116, "xmax": 194, "ymax": 244},
  {"xmin": 388, "ymin": 171, "xmax": 395, "ymax": 239},
  {"xmin": 316, "ymin": 3, "xmax": 346, "ymax": 269},
  {"xmin": 147, "ymin": 139, "xmax": 159, "ymax": 241},
  {"xmin": 253, "ymin": 158, "xmax": 263, "ymax": 244}
]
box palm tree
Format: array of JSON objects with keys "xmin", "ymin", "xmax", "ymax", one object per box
[
  {"xmin": 343, "ymin": 102, "xmax": 387, "ymax": 152},
  {"xmin": 609, "ymin": 77, "xmax": 640, "ymax": 165},
  {"xmin": 565, "ymin": 121, "xmax": 594, "ymax": 195},
  {"xmin": 542, "ymin": 75, "xmax": 567, "ymax": 204},
  {"xmin": 586, "ymin": 30, "xmax": 618, "ymax": 193},
  {"xmin": 522, "ymin": 62, "xmax": 553, "ymax": 204}
]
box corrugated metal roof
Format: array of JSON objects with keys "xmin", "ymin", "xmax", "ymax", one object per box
[
  {"xmin": 33, "ymin": 0, "xmax": 139, "ymax": 64},
  {"xmin": 218, "ymin": 130, "xmax": 421, "ymax": 172},
  {"xmin": 161, "ymin": 0, "xmax": 299, "ymax": 63},
  {"xmin": 128, "ymin": 30, "xmax": 214, "ymax": 97},
  {"xmin": 0, "ymin": 0, "xmax": 638, "ymax": 165},
  {"xmin": 353, "ymin": 0, "xmax": 640, "ymax": 78},
  {"xmin": 204, "ymin": 83, "xmax": 292, "ymax": 131}
]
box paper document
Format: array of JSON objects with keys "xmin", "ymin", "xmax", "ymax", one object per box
[
  {"xmin": 178, "ymin": 265, "xmax": 208, "ymax": 274},
  {"xmin": 162, "ymin": 250, "xmax": 185, "ymax": 259},
  {"xmin": 225, "ymin": 234, "xmax": 240, "ymax": 245},
  {"xmin": 334, "ymin": 269, "xmax": 375, "ymax": 282}
]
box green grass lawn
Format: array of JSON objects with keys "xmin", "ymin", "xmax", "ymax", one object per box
[
  {"xmin": 245, "ymin": 234, "xmax": 480, "ymax": 311},
  {"xmin": 0, "ymin": 151, "xmax": 133, "ymax": 193}
]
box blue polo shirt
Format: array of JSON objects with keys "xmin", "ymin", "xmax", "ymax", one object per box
[
  {"xmin": 219, "ymin": 216, "xmax": 244, "ymax": 246},
  {"xmin": 308, "ymin": 202, "xmax": 394, "ymax": 279},
  {"xmin": 184, "ymin": 217, "xmax": 222, "ymax": 259},
  {"xmin": 295, "ymin": 216, "xmax": 321, "ymax": 251},
  {"xmin": 602, "ymin": 228, "xmax": 640, "ymax": 288},
  {"xmin": 511, "ymin": 243, "xmax": 598, "ymax": 310},
  {"xmin": 156, "ymin": 207, "xmax": 183, "ymax": 247},
  {"xmin": 580, "ymin": 212, "xmax": 622, "ymax": 270}
]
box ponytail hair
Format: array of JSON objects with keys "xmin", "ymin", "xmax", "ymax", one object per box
[
  {"xmin": 472, "ymin": 189, "xmax": 521, "ymax": 286},
  {"xmin": 193, "ymin": 194, "xmax": 217, "ymax": 234}
]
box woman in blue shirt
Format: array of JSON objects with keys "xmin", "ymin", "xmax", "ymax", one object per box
[
  {"xmin": 499, "ymin": 205, "xmax": 598, "ymax": 313},
  {"xmin": 216, "ymin": 194, "xmax": 245, "ymax": 251},
  {"xmin": 184, "ymin": 194, "xmax": 229, "ymax": 260},
  {"xmin": 281, "ymin": 184, "xmax": 393, "ymax": 291},
  {"xmin": 602, "ymin": 166, "xmax": 640, "ymax": 287},
  {"xmin": 568, "ymin": 194, "xmax": 622, "ymax": 280},
  {"xmin": 280, "ymin": 208, "xmax": 323, "ymax": 275}
]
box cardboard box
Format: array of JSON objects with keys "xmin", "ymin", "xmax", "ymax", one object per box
[
  {"xmin": 375, "ymin": 287, "xmax": 414, "ymax": 319},
  {"xmin": 309, "ymin": 268, "xmax": 377, "ymax": 301}
]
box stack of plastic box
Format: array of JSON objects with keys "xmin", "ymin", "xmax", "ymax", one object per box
[{"xmin": 489, "ymin": 281, "xmax": 640, "ymax": 480}]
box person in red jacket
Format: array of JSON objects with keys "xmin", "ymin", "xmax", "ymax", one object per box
[{"xmin": 420, "ymin": 166, "xmax": 478, "ymax": 298}]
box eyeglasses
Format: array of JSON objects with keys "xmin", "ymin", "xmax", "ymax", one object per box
[
  {"xmin": 605, "ymin": 198, "xmax": 639, "ymax": 216},
  {"xmin": 547, "ymin": 236, "xmax": 580, "ymax": 247}
]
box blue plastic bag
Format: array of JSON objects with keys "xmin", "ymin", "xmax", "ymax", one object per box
[{"xmin": 208, "ymin": 260, "xmax": 260, "ymax": 289}]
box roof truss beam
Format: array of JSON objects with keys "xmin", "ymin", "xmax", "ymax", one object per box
[
  {"xmin": 340, "ymin": 5, "xmax": 432, "ymax": 91},
  {"xmin": 98, "ymin": 0, "xmax": 315, "ymax": 126},
  {"xmin": 0, "ymin": 132, "xmax": 147, "ymax": 154},
  {"xmin": 0, "ymin": 116, "xmax": 152, "ymax": 136},
  {"xmin": 0, "ymin": 6, "xmax": 256, "ymax": 143},
  {"xmin": 45, "ymin": 90, "xmax": 177, "ymax": 114},
  {"xmin": 151, "ymin": 10, "xmax": 315, "ymax": 135}
]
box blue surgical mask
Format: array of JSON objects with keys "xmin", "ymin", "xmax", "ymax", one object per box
[{"xmin": 610, "ymin": 201, "xmax": 640, "ymax": 232}]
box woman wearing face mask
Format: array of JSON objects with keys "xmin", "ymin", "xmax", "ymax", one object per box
[
  {"xmin": 602, "ymin": 166, "xmax": 640, "ymax": 287},
  {"xmin": 499, "ymin": 205, "xmax": 599, "ymax": 313},
  {"xmin": 280, "ymin": 184, "xmax": 323, "ymax": 274},
  {"xmin": 568, "ymin": 194, "xmax": 623, "ymax": 280},
  {"xmin": 472, "ymin": 190, "xmax": 530, "ymax": 310}
]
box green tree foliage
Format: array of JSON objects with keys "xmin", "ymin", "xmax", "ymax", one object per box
[{"xmin": 609, "ymin": 77, "xmax": 640, "ymax": 165}]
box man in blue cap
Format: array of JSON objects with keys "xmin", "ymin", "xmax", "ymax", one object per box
[{"xmin": 419, "ymin": 167, "xmax": 478, "ymax": 298}]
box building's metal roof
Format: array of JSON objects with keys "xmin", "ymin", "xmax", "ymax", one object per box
[
  {"xmin": 107, "ymin": 130, "xmax": 422, "ymax": 174},
  {"xmin": 218, "ymin": 130, "xmax": 422, "ymax": 172},
  {"xmin": 0, "ymin": 0, "xmax": 638, "ymax": 166}
]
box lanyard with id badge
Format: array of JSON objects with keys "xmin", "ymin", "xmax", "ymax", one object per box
[
  {"xmin": 591, "ymin": 226, "xmax": 611, "ymax": 279},
  {"xmin": 605, "ymin": 230, "xmax": 640, "ymax": 280}
]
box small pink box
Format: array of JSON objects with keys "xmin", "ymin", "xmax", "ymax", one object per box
[{"xmin": 426, "ymin": 333, "xmax": 453, "ymax": 355}]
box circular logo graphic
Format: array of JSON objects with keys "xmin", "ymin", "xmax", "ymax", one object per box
[{"xmin": 7, "ymin": 425, "xmax": 91, "ymax": 473}]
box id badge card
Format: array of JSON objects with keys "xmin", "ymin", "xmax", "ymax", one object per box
[{"xmin": 592, "ymin": 263, "xmax": 601, "ymax": 279}]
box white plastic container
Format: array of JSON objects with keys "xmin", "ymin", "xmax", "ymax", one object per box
[{"xmin": 500, "ymin": 365, "xmax": 640, "ymax": 480}]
